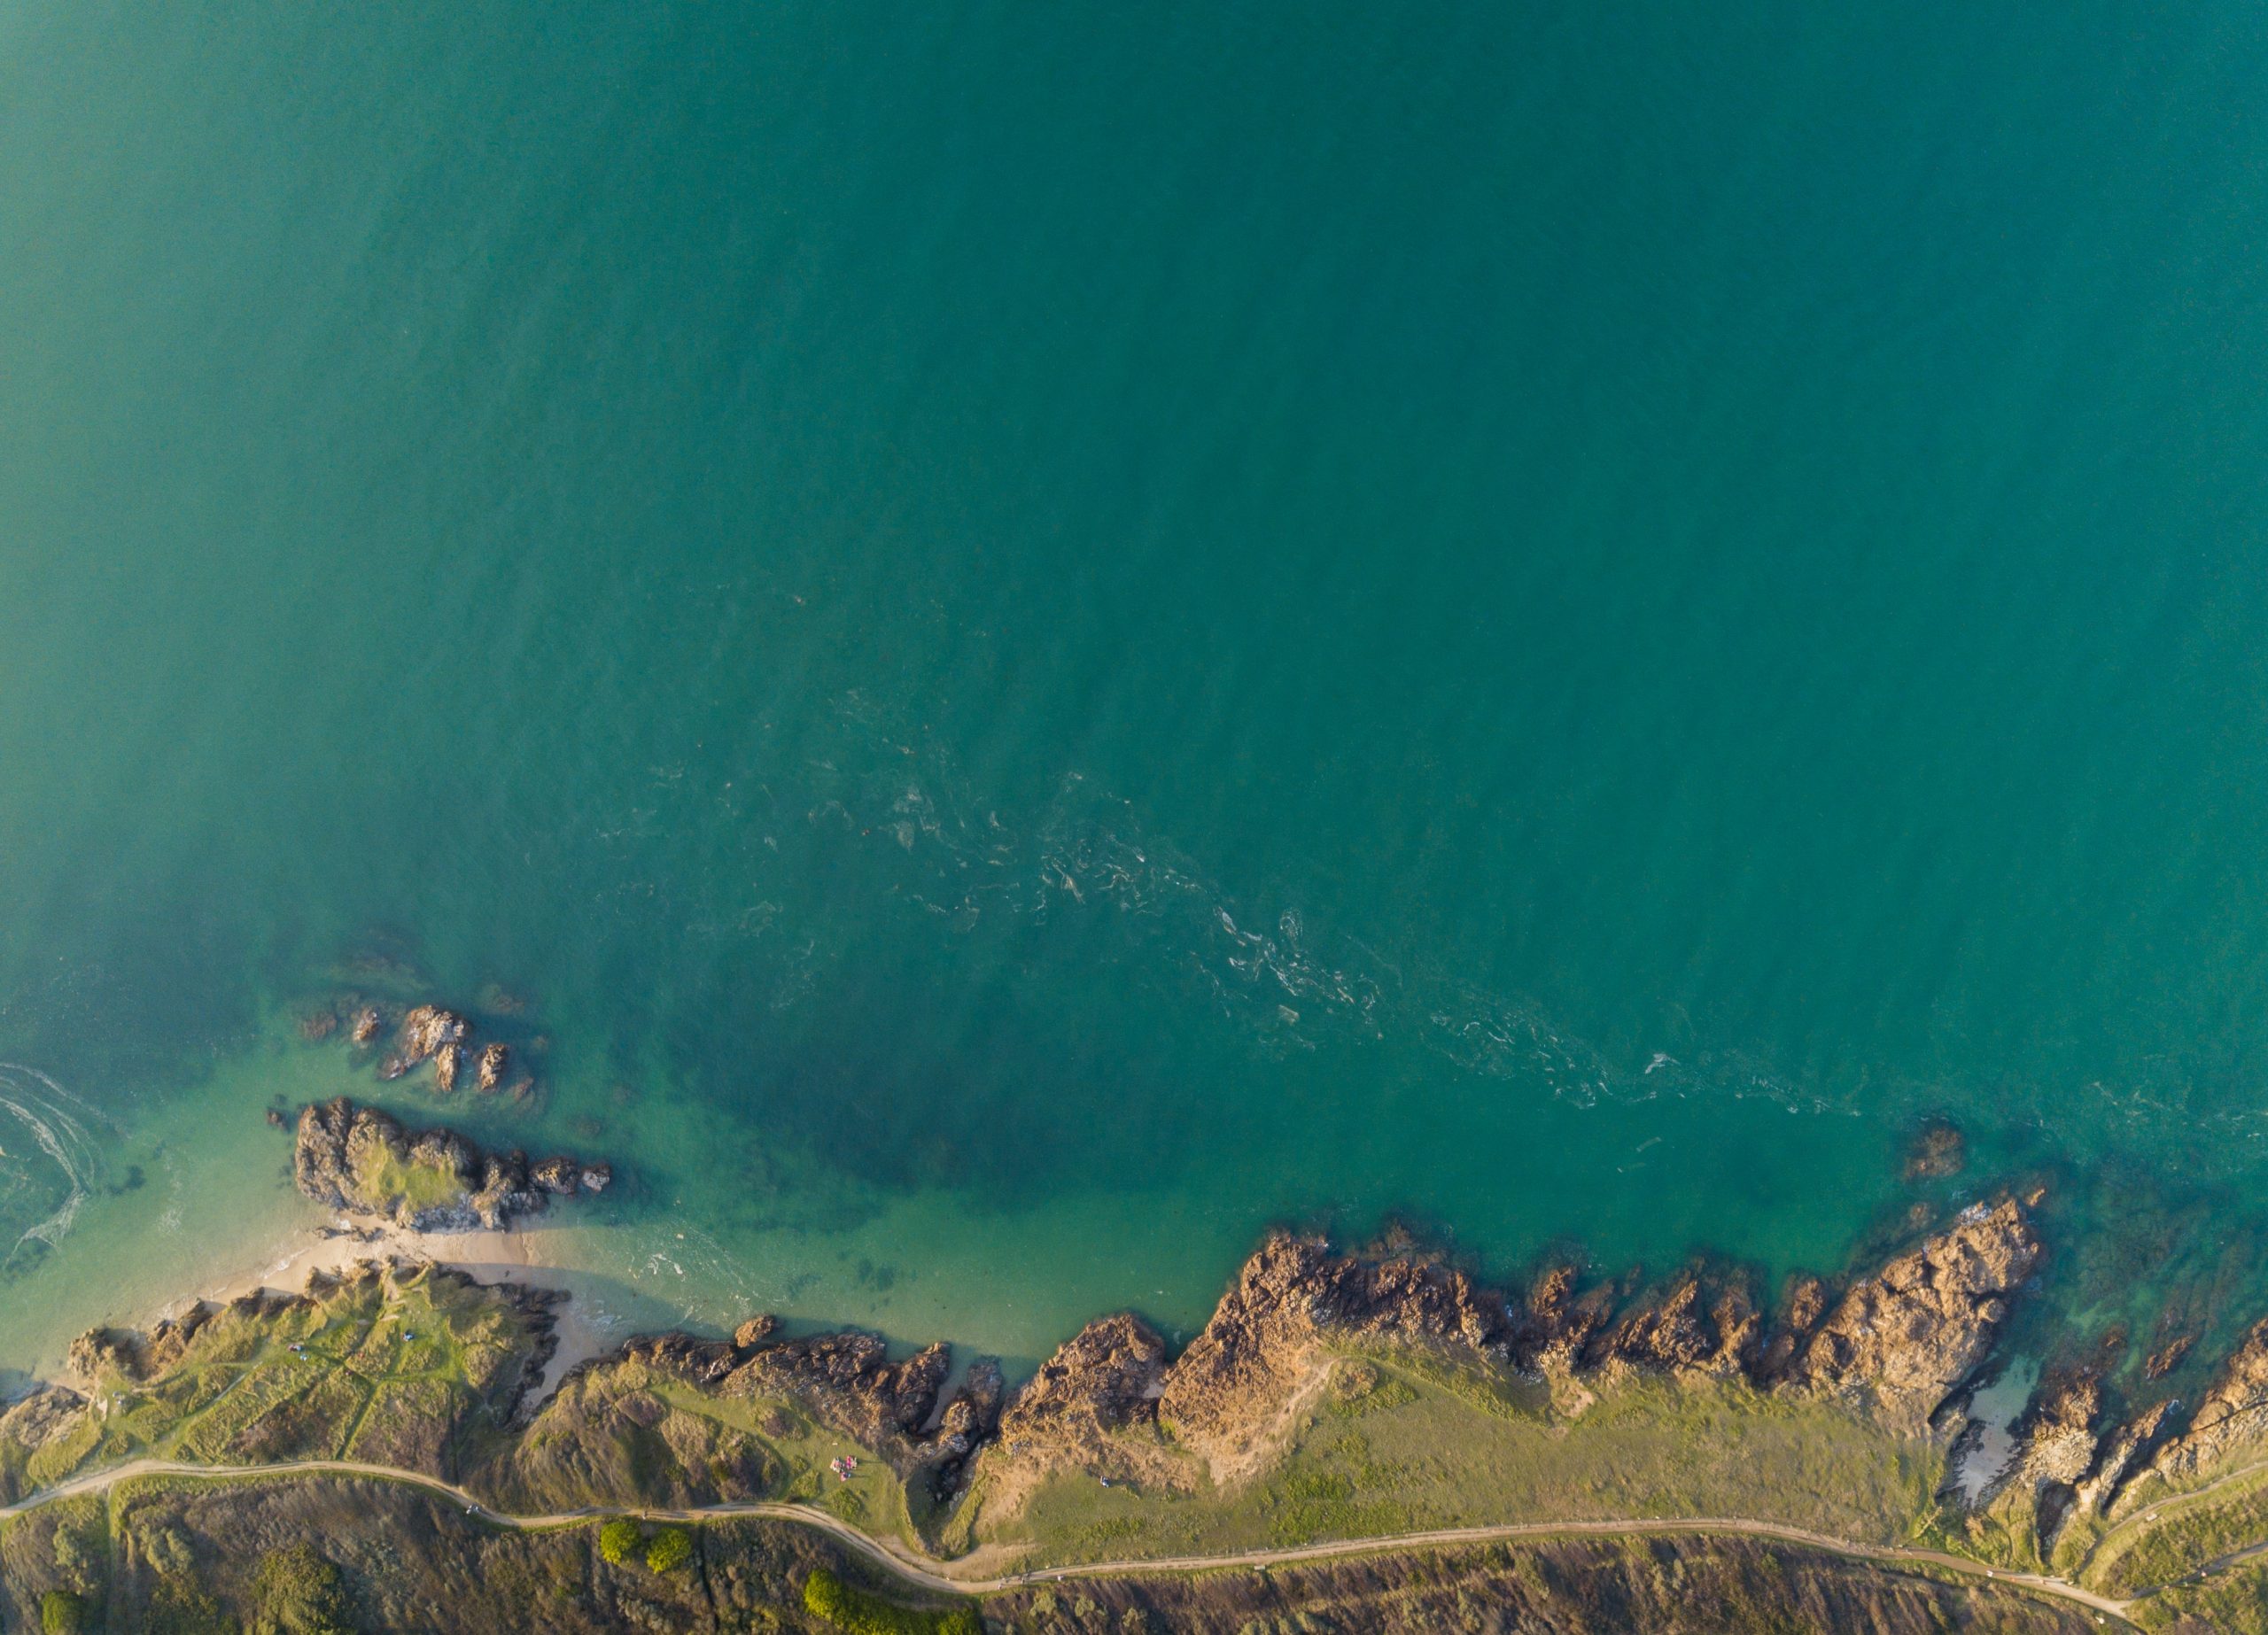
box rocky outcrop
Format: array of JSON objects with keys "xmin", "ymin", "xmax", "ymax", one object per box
[
  {"xmin": 2072, "ymin": 1400, "xmax": 2184, "ymax": 1521},
  {"xmin": 0, "ymin": 1386, "xmax": 82, "ymax": 1451},
  {"xmin": 293, "ymin": 1097, "xmax": 602, "ymax": 1232},
  {"xmin": 1516, "ymin": 1264, "xmax": 1625, "ymax": 1370},
  {"xmin": 2139, "ymin": 1316, "xmax": 2268, "ymax": 1487},
  {"xmin": 1581, "ymin": 1263, "xmax": 1760, "ymax": 1381},
  {"xmin": 66, "ymin": 1308, "xmax": 211, "ymax": 1384},
  {"xmin": 477, "ymin": 1042, "xmax": 509, "ymax": 1092},
  {"xmin": 379, "ymin": 1005, "xmax": 470, "ymax": 1084},
  {"xmin": 998, "ymin": 1314, "xmax": 1168, "ymax": 1461},
  {"xmin": 1155, "ymin": 1233, "xmax": 1510, "ymax": 1470},
  {"xmin": 1780, "ymin": 1199, "xmax": 2041, "ymax": 1427},
  {"xmin": 725, "ymin": 1332, "xmax": 950, "ymax": 1450},
  {"xmin": 2145, "ymin": 1333, "xmax": 2196, "ymax": 1381}
]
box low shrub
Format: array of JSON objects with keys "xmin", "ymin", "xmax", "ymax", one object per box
[
  {"xmin": 802, "ymin": 1567, "xmax": 983, "ymax": 1634},
  {"xmin": 598, "ymin": 1517, "xmax": 642, "ymax": 1566}
]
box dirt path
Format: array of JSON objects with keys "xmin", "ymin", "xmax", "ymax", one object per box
[{"xmin": 0, "ymin": 1455, "xmax": 2148, "ymax": 1623}]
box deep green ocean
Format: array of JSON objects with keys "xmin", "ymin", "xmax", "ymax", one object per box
[{"xmin": 6, "ymin": 0, "xmax": 2268, "ymax": 1379}]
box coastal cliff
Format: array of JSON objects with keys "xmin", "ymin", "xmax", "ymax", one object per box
[{"xmin": 22, "ymin": 1168, "xmax": 2268, "ymax": 1628}]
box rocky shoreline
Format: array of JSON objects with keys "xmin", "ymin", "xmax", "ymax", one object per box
[{"xmin": 18, "ymin": 1100, "xmax": 2268, "ymax": 1628}]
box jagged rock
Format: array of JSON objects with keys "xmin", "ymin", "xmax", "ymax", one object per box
[
  {"xmin": 928, "ymin": 1357, "xmax": 1006, "ymax": 1497},
  {"xmin": 477, "ymin": 1042, "xmax": 509, "ymax": 1092},
  {"xmin": 623, "ymin": 1332, "xmax": 742, "ymax": 1387},
  {"xmin": 530, "ymin": 1157, "xmax": 581, "ymax": 1196},
  {"xmin": 2011, "ymin": 1370, "xmax": 2102, "ymax": 1488},
  {"xmin": 0, "ymin": 1386, "xmax": 84, "ymax": 1453},
  {"xmin": 1517, "ymin": 1263, "xmax": 1622, "ymax": 1370},
  {"xmin": 349, "ymin": 1006, "xmax": 384, "ymax": 1044},
  {"xmin": 381, "ymin": 1004, "xmax": 470, "ymax": 1081},
  {"xmin": 724, "ymin": 1332, "xmax": 949, "ymax": 1450},
  {"xmin": 733, "ymin": 1314, "xmax": 780, "ymax": 1351},
  {"xmin": 402, "ymin": 1005, "xmax": 469, "ymax": 1058},
  {"xmin": 66, "ymin": 1309, "xmax": 208, "ymax": 1385},
  {"xmin": 1002, "ymin": 1314, "xmax": 1168, "ymax": 1447},
  {"xmin": 434, "ymin": 1042, "xmax": 463, "ymax": 1092},
  {"xmin": 66, "ymin": 1328, "xmax": 140, "ymax": 1383},
  {"xmin": 1155, "ymin": 1234, "xmax": 1509, "ymax": 1470},
  {"xmin": 1781, "ymin": 1199, "xmax": 2041, "ymax": 1427},
  {"xmin": 293, "ymin": 1097, "xmax": 600, "ymax": 1233},
  {"xmin": 1583, "ymin": 1263, "xmax": 1759, "ymax": 1379},
  {"xmin": 2141, "ymin": 1316, "xmax": 2268, "ymax": 1486},
  {"xmin": 2074, "ymin": 1400, "xmax": 2185, "ymax": 1521},
  {"xmin": 579, "ymin": 1162, "xmax": 610, "ymax": 1191}
]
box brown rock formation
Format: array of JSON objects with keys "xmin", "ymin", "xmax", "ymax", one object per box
[
  {"xmin": 380, "ymin": 1004, "xmax": 470, "ymax": 1082},
  {"xmin": 723, "ymin": 1332, "xmax": 950, "ymax": 1451},
  {"xmin": 66, "ymin": 1308, "xmax": 210, "ymax": 1385},
  {"xmin": 1154, "ymin": 1233, "xmax": 1509, "ymax": 1474},
  {"xmin": 1583, "ymin": 1263, "xmax": 1760, "ymax": 1380},
  {"xmin": 293, "ymin": 1097, "xmax": 599, "ymax": 1233},
  {"xmin": 2141, "ymin": 1316, "xmax": 2268, "ymax": 1486},
  {"xmin": 2072, "ymin": 1400, "xmax": 2184, "ymax": 1522},
  {"xmin": 349, "ymin": 1006, "xmax": 384, "ymax": 1044},
  {"xmin": 1000, "ymin": 1314, "xmax": 1168, "ymax": 1452},
  {"xmin": 1782, "ymin": 1198, "xmax": 2041, "ymax": 1427},
  {"xmin": 477, "ymin": 1042, "xmax": 509, "ymax": 1092}
]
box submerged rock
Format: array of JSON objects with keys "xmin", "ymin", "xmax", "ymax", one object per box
[
  {"xmin": 349, "ymin": 1006, "xmax": 384, "ymax": 1045},
  {"xmin": 1903, "ymin": 1118, "xmax": 1967, "ymax": 1182}
]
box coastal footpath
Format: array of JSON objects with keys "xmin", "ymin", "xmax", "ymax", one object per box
[{"xmin": 5, "ymin": 1095, "xmax": 2268, "ymax": 1627}]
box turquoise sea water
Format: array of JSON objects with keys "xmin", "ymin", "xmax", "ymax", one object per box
[{"xmin": 7, "ymin": 1, "xmax": 2268, "ymax": 1376}]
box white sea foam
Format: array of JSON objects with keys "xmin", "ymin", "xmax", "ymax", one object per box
[{"xmin": 0, "ymin": 1064, "xmax": 107, "ymax": 1263}]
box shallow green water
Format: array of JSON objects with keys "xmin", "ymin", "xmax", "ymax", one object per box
[{"xmin": 6, "ymin": 1, "xmax": 2268, "ymax": 1374}]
